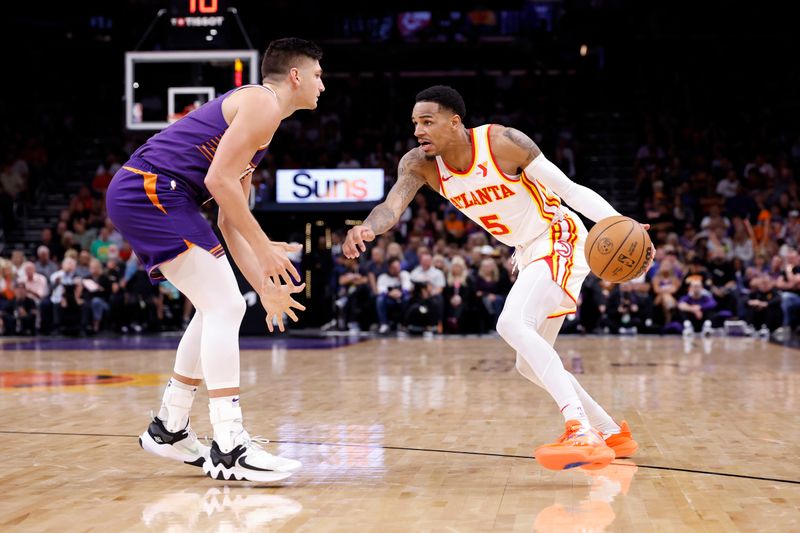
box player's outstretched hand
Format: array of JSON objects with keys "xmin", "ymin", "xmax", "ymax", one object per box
[
  {"xmin": 258, "ymin": 241, "xmax": 302, "ymax": 286},
  {"xmin": 260, "ymin": 279, "xmax": 306, "ymax": 333},
  {"xmin": 343, "ymin": 225, "xmax": 375, "ymax": 258}
]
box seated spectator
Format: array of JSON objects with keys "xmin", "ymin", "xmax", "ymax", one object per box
[
  {"xmin": 4, "ymin": 285, "xmax": 38, "ymax": 335},
  {"xmin": 363, "ymin": 246, "xmax": 387, "ymax": 295},
  {"xmin": 0, "ymin": 260, "xmax": 15, "ymax": 303},
  {"xmin": 39, "ymin": 229, "xmax": 64, "ymax": 265},
  {"xmin": 0, "ymin": 260, "xmax": 15, "ymax": 327},
  {"xmin": 90, "ymin": 227, "xmax": 113, "ymax": 262},
  {"xmin": 404, "ymin": 281, "xmax": 438, "ymax": 334},
  {"xmin": 706, "ymin": 249, "xmax": 741, "ymax": 318},
  {"xmin": 32, "ymin": 249, "xmax": 53, "ymax": 281},
  {"xmin": 745, "ymin": 275, "xmax": 781, "ymax": 334},
  {"xmin": 677, "ymin": 280, "xmax": 717, "ymax": 333},
  {"xmin": 336, "ymin": 258, "xmax": 372, "ymax": 331},
  {"xmin": 157, "ymin": 280, "xmax": 184, "ymax": 329},
  {"xmin": 475, "ymin": 257, "xmax": 505, "ymax": 331},
  {"xmin": 123, "ymin": 260, "xmax": 159, "ymax": 333},
  {"xmin": 715, "ymin": 170, "xmax": 740, "ymax": 199},
  {"xmin": 442, "ymin": 255, "xmax": 477, "ymax": 333},
  {"xmin": 410, "ymin": 249, "xmax": 446, "ymax": 331},
  {"xmin": 81, "ymin": 258, "xmax": 111, "ymax": 334},
  {"xmin": 385, "ymin": 242, "xmax": 405, "ymax": 263},
  {"xmin": 50, "ymin": 257, "xmax": 83, "ymax": 335},
  {"xmin": 775, "ymin": 251, "xmax": 800, "ymax": 338},
  {"xmin": 103, "ymin": 257, "xmax": 126, "ymax": 331},
  {"xmin": 652, "ymin": 265, "xmax": 681, "ymax": 325},
  {"xmin": 17, "ymin": 261, "xmax": 51, "ymax": 334},
  {"xmin": 75, "ymin": 250, "xmax": 92, "ymax": 278},
  {"xmin": 9, "ymin": 250, "xmax": 26, "ymax": 275},
  {"xmin": 608, "ymin": 282, "xmax": 645, "ymax": 333},
  {"xmin": 376, "ymin": 257, "xmax": 412, "ymax": 334}
]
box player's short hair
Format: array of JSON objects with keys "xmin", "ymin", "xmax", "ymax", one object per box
[
  {"xmin": 261, "ymin": 38, "xmax": 323, "ymax": 79},
  {"xmin": 415, "ymin": 85, "xmax": 466, "ymax": 119}
]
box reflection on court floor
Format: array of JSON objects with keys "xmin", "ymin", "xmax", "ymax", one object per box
[{"xmin": 1, "ymin": 335, "xmax": 798, "ymax": 531}]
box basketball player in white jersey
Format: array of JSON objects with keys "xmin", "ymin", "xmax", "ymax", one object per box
[{"xmin": 343, "ymin": 86, "xmax": 648, "ymax": 470}]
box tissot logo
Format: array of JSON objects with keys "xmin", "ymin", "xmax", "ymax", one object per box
[{"xmin": 276, "ymin": 169, "xmax": 385, "ymax": 203}]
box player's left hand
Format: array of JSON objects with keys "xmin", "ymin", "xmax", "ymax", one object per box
[
  {"xmin": 343, "ymin": 225, "xmax": 376, "ymax": 258},
  {"xmin": 260, "ymin": 279, "xmax": 306, "ymax": 333}
]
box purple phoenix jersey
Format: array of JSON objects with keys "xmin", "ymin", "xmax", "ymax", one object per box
[{"xmin": 106, "ymin": 85, "xmax": 274, "ymax": 282}]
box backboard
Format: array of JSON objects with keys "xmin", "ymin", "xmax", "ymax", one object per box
[{"xmin": 124, "ymin": 50, "xmax": 260, "ymax": 130}]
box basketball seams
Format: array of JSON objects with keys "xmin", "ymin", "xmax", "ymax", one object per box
[
  {"xmin": 586, "ymin": 216, "xmax": 652, "ymax": 283},
  {"xmin": 595, "ymin": 220, "xmax": 635, "ymax": 279}
]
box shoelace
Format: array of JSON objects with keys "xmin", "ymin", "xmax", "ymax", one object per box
[
  {"xmin": 245, "ymin": 436, "xmax": 271, "ymax": 450},
  {"xmin": 230, "ymin": 427, "xmax": 271, "ymax": 450}
]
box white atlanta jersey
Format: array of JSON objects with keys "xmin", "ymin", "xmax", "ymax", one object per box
[{"xmin": 435, "ymin": 124, "xmax": 590, "ymax": 315}]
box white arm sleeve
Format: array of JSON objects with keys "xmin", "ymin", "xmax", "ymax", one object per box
[{"xmin": 524, "ymin": 153, "xmax": 621, "ymax": 223}]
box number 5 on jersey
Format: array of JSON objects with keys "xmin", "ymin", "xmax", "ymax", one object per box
[{"xmin": 479, "ymin": 214, "xmax": 510, "ymax": 236}]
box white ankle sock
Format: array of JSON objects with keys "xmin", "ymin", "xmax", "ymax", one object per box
[
  {"xmin": 158, "ymin": 378, "xmax": 196, "ymax": 432},
  {"xmin": 560, "ymin": 401, "xmax": 590, "ymax": 427},
  {"xmin": 594, "ymin": 420, "xmax": 621, "ymax": 436},
  {"xmin": 209, "ymin": 395, "xmax": 244, "ymax": 453},
  {"xmin": 563, "ymin": 373, "xmax": 619, "ymax": 434}
]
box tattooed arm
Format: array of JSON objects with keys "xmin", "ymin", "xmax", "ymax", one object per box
[
  {"xmin": 496, "ymin": 126, "xmax": 543, "ymax": 168},
  {"xmin": 365, "ymin": 151, "xmax": 427, "ymax": 233},
  {"xmin": 491, "ymin": 125, "xmax": 621, "ymax": 222},
  {"xmin": 342, "ymin": 150, "xmax": 428, "ymax": 258}
]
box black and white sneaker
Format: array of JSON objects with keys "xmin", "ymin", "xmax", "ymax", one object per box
[
  {"xmin": 203, "ymin": 434, "xmax": 301, "ymax": 482},
  {"xmin": 139, "ymin": 417, "xmax": 209, "ymax": 467}
]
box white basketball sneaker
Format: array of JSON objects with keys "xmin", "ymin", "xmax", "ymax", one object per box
[
  {"xmin": 203, "ymin": 431, "xmax": 301, "ymax": 482},
  {"xmin": 139, "ymin": 416, "xmax": 210, "ymax": 467}
]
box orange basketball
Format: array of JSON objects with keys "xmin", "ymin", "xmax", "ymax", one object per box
[{"xmin": 584, "ymin": 215, "xmax": 653, "ymax": 283}]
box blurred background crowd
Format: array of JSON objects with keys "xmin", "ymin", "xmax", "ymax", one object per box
[{"xmin": 1, "ymin": 1, "xmax": 797, "ymax": 338}]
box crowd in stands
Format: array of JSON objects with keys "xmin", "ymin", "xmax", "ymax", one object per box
[
  {"xmin": 2, "ymin": 86, "xmax": 799, "ymax": 339},
  {"xmin": 324, "ymin": 115, "xmax": 800, "ymax": 339},
  {"xmin": 0, "ymin": 164, "xmax": 193, "ymax": 335}
]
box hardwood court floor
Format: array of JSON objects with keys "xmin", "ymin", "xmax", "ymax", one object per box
[{"xmin": 1, "ymin": 334, "xmax": 799, "ymax": 532}]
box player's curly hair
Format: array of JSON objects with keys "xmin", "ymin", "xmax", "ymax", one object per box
[
  {"xmin": 415, "ymin": 85, "xmax": 466, "ymax": 119},
  {"xmin": 261, "ymin": 38, "xmax": 323, "ymax": 79}
]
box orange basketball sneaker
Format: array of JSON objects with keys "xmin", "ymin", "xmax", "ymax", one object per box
[
  {"xmin": 535, "ymin": 420, "xmax": 615, "ymax": 471},
  {"xmin": 603, "ymin": 420, "xmax": 639, "ymax": 458}
]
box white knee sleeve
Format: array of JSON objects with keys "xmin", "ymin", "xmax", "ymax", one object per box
[
  {"xmin": 173, "ymin": 311, "xmax": 204, "ymax": 379},
  {"xmin": 160, "ymin": 247, "xmax": 246, "ymax": 390}
]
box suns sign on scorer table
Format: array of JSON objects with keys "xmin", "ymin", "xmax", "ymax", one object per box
[{"xmin": 276, "ymin": 169, "xmax": 385, "ymax": 204}]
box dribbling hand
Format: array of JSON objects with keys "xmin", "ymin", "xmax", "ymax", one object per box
[
  {"xmin": 638, "ymin": 222, "xmax": 657, "ymax": 273},
  {"xmin": 343, "ymin": 225, "xmax": 375, "ymax": 258},
  {"xmin": 260, "ymin": 278, "xmax": 306, "ymax": 333}
]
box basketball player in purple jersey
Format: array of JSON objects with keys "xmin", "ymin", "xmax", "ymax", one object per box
[{"xmin": 106, "ymin": 38, "xmax": 324, "ymax": 482}]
